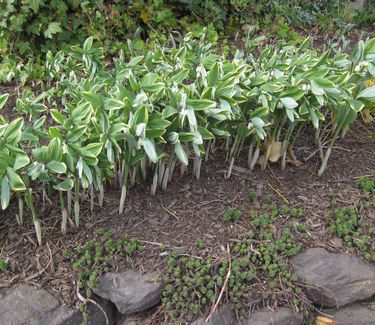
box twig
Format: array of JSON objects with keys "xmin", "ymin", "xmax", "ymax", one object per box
[
  {"xmin": 76, "ymin": 283, "xmax": 109, "ymax": 325},
  {"xmin": 139, "ymin": 240, "xmax": 169, "ymax": 247},
  {"xmin": 161, "ymin": 204, "xmax": 179, "ymax": 221},
  {"xmin": 206, "ymin": 244, "xmax": 231, "ymax": 322},
  {"xmin": 268, "ymin": 183, "xmax": 290, "ymax": 204},
  {"xmin": 24, "ymin": 245, "xmax": 53, "ymax": 282},
  {"xmin": 267, "ymin": 165, "xmax": 283, "ymax": 186}
]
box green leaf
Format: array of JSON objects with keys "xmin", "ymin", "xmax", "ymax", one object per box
[
  {"xmin": 143, "ymin": 138, "xmax": 158, "ymax": 163},
  {"xmin": 170, "ymin": 69, "xmax": 189, "ymax": 84},
  {"xmin": 0, "ymin": 93, "xmax": 9, "ymax": 110},
  {"xmin": 179, "ymin": 132, "xmax": 196, "ymax": 142},
  {"xmin": 14, "ymin": 154, "xmax": 30, "ymax": 171},
  {"xmin": 197, "ymin": 126, "xmax": 214, "ymax": 140},
  {"xmin": 4, "ymin": 118, "xmax": 24, "ymax": 144},
  {"xmin": 368, "ymin": 63, "xmax": 375, "ymax": 77},
  {"xmin": 6, "ymin": 167, "xmax": 26, "ymax": 191},
  {"xmin": 187, "ymin": 99, "xmax": 216, "ymax": 111},
  {"xmin": 83, "ymin": 37, "xmax": 93, "ymax": 52},
  {"xmin": 175, "ymin": 142, "xmax": 188, "ymax": 166},
  {"xmin": 46, "ymin": 161, "xmax": 66, "ymax": 174},
  {"xmin": 67, "ymin": 126, "xmax": 87, "ymax": 143},
  {"xmin": 81, "ymin": 143, "xmax": 102, "ymax": 158},
  {"xmin": 1, "ymin": 177, "xmax": 10, "ymax": 210},
  {"xmin": 357, "ymin": 87, "xmax": 375, "ymax": 100},
  {"xmin": 310, "ymin": 80, "xmax": 324, "ymax": 96},
  {"xmin": 280, "ymin": 97, "xmax": 298, "ymax": 109},
  {"xmin": 82, "ymin": 91, "xmax": 103, "ymax": 108},
  {"xmin": 53, "ymin": 179, "xmax": 74, "ymax": 191},
  {"xmin": 162, "ymin": 106, "xmax": 177, "ymax": 118},
  {"xmin": 50, "ymin": 109, "xmax": 65, "ymax": 124},
  {"xmin": 208, "ymin": 62, "xmax": 219, "ymax": 87},
  {"xmin": 71, "ymin": 102, "xmax": 91, "ymax": 122},
  {"xmin": 44, "ymin": 22, "xmax": 62, "ymax": 39}
]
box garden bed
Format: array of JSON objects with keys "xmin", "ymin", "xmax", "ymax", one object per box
[{"xmin": 0, "ymin": 119, "xmax": 374, "ymax": 323}]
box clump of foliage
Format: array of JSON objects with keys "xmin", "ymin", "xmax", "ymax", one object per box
[
  {"xmin": 1, "ymin": 35, "xmax": 375, "ymax": 245},
  {"xmin": 247, "ymin": 191, "xmax": 258, "ymax": 202},
  {"xmin": 223, "ymin": 207, "xmax": 242, "ymax": 222},
  {"xmin": 357, "ymin": 172, "xmax": 375, "ymax": 200},
  {"xmin": 162, "ymin": 219, "xmax": 303, "ymax": 321},
  {"xmin": 0, "ymin": 0, "xmax": 365, "ymax": 59},
  {"xmin": 0, "ymin": 258, "xmax": 7, "ymax": 272},
  {"xmin": 68, "ymin": 228, "xmax": 143, "ymax": 299},
  {"xmin": 329, "ymin": 206, "xmax": 375, "ymax": 262}
]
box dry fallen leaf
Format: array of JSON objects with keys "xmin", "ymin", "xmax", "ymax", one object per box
[
  {"xmin": 361, "ymin": 109, "xmax": 374, "ymax": 123},
  {"xmin": 316, "ymin": 315, "xmax": 339, "ymax": 325},
  {"xmin": 269, "ymin": 141, "xmax": 282, "ymax": 162}
]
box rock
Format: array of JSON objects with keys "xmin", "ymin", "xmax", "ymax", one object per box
[
  {"xmin": 191, "ymin": 305, "xmax": 236, "ymax": 325},
  {"xmin": 93, "ymin": 271, "xmax": 163, "ymax": 314},
  {"xmin": 330, "ymin": 302, "xmax": 375, "ymax": 325},
  {"xmin": 291, "ymin": 248, "xmax": 375, "ymax": 308},
  {"xmin": 0, "ymin": 284, "xmax": 82, "ymax": 325},
  {"xmin": 244, "ymin": 307, "xmax": 302, "ymax": 325},
  {"xmin": 88, "ymin": 295, "xmax": 118, "ymax": 325},
  {"xmin": 350, "ymin": 0, "xmax": 366, "ymax": 11}
]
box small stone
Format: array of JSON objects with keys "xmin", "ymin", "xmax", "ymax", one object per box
[
  {"xmin": 93, "ymin": 271, "xmax": 163, "ymax": 314},
  {"xmin": 191, "ymin": 305, "xmax": 236, "ymax": 325},
  {"xmin": 0, "ymin": 284, "xmax": 82, "ymax": 325},
  {"xmin": 330, "ymin": 302, "xmax": 375, "ymax": 325},
  {"xmin": 244, "ymin": 307, "xmax": 302, "ymax": 325},
  {"xmin": 291, "ymin": 248, "xmax": 375, "ymax": 308}
]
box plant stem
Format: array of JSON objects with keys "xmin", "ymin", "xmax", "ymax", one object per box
[
  {"xmin": 67, "ymin": 190, "xmax": 72, "ymax": 214},
  {"xmin": 151, "ymin": 167, "xmax": 158, "ymax": 195},
  {"xmin": 119, "ymin": 163, "xmax": 129, "ymax": 214},
  {"xmin": 248, "ymin": 142, "xmax": 254, "ymax": 169},
  {"xmin": 26, "ymin": 188, "xmax": 42, "ymax": 245},
  {"xmin": 59, "ymin": 191, "xmax": 67, "ymax": 235},
  {"xmin": 17, "ymin": 193, "xmax": 23, "ymax": 226},
  {"xmin": 250, "ymin": 146, "xmax": 260, "ymax": 171},
  {"xmin": 74, "ymin": 178, "xmax": 80, "ymax": 228}
]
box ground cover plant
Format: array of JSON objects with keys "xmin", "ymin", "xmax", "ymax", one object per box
[
  {"xmin": 63, "ymin": 228, "xmax": 143, "ymax": 322},
  {"xmin": 160, "ymin": 195, "xmax": 312, "ymax": 323},
  {"xmin": 1, "ymin": 34, "xmax": 375, "ymax": 245}
]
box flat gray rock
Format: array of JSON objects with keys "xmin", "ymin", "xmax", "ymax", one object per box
[
  {"xmin": 330, "ymin": 303, "xmax": 375, "ymax": 325},
  {"xmin": 191, "ymin": 305, "xmax": 236, "ymax": 325},
  {"xmin": 0, "ymin": 284, "xmax": 82, "ymax": 325},
  {"xmin": 244, "ymin": 307, "xmax": 302, "ymax": 325},
  {"xmin": 291, "ymin": 248, "xmax": 375, "ymax": 308},
  {"xmin": 93, "ymin": 271, "xmax": 163, "ymax": 314}
]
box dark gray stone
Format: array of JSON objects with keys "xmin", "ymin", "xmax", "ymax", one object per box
[
  {"xmin": 93, "ymin": 271, "xmax": 163, "ymax": 314},
  {"xmin": 0, "ymin": 284, "xmax": 82, "ymax": 325},
  {"xmin": 291, "ymin": 248, "xmax": 375, "ymax": 308},
  {"xmin": 88, "ymin": 295, "xmax": 118, "ymax": 325},
  {"xmin": 244, "ymin": 307, "xmax": 302, "ymax": 325},
  {"xmin": 330, "ymin": 303, "xmax": 375, "ymax": 325},
  {"xmin": 191, "ymin": 305, "xmax": 237, "ymax": 325}
]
